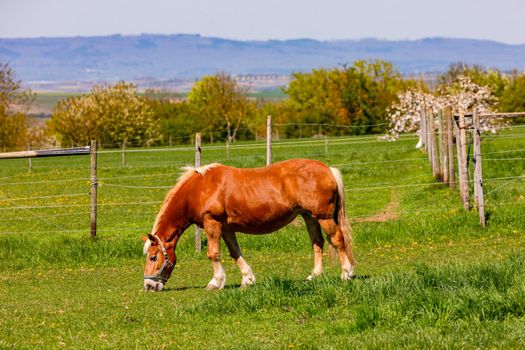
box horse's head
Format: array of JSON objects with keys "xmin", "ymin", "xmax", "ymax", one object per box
[{"xmin": 142, "ymin": 234, "xmax": 176, "ymax": 292}]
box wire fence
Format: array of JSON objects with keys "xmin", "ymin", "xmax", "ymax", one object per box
[{"xmin": 0, "ymin": 121, "xmax": 523, "ymax": 236}]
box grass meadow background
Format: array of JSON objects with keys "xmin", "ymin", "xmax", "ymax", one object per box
[{"xmin": 1, "ymin": 125, "xmax": 524, "ymax": 348}]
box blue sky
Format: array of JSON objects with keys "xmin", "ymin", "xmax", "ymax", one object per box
[{"xmin": 1, "ymin": 0, "xmax": 524, "ymax": 44}]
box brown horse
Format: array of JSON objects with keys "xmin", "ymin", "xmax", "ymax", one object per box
[{"xmin": 142, "ymin": 158, "xmax": 355, "ymax": 292}]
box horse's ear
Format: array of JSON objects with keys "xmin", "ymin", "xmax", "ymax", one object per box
[
  {"xmin": 141, "ymin": 235, "xmax": 148, "ymax": 242},
  {"xmin": 147, "ymin": 233, "xmax": 158, "ymax": 245}
]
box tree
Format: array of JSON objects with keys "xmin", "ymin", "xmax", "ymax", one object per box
[
  {"xmin": 500, "ymin": 73, "xmax": 525, "ymax": 113},
  {"xmin": 188, "ymin": 73, "xmax": 251, "ymax": 142},
  {"xmin": 0, "ymin": 63, "xmax": 34, "ymax": 149},
  {"xmin": 148, "ymin": 98, "xmax": 202, "ymax": 144},
  {"xmin": 285, "ymin": 60, "xmax": 409, "ymax": 135},
  {"xmin": 438, "ymin": 62, "xmax": 508, "ymax": 99},
  {"xmin": 386, "ymin": 75, "xmax": 506, "ymax": 146},
  {"xmin": 49, "ymin": 82, "xmax": 159, "ymax": 147}
]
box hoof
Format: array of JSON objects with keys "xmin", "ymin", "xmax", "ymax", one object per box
[
  {"xmin": 340, "ymin": 270, "xmax": 355, "ymax": 281},
  {"xmin": 206, "ymin": 277, "xmax": 226, "ymax": 290},
  {"xmin": 240, "ymin": 274, "xmax": 256, "ymax": 288},
  {"xmin": 305, "ymin": 274, "xmax": 318, "ymax": 282}
]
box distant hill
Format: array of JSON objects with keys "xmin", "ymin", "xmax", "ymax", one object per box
[{"xmin": 1, "ymin": 34, "xmax": 524, "ymax": 90}]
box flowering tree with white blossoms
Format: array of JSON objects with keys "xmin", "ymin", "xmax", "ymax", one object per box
[
  {"xmin": 439, "ymin": 76, "xmax": 507, "ymax": 133},
  {"xmin": 386, "ymin": 76, "xmax": 506, "ymax": 146},
  {"xmin": 385, "ymin": 89, "xmax": 431, "ymax": 145}
]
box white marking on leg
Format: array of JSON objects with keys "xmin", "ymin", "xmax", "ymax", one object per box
[
  {"xmin": 338, "ymin": 251, "xmax": 354, "ymax": 280},
  {"xmin": 207, "ymin": 260, "xmax": 226, "ymax": 290},
  {"xmin": 306, "ymin": 244, "xmax": 323, "ymax": 281},
  {"xmin": 236, "ymin": 256, "xmax": 256, "ymax": 288}
]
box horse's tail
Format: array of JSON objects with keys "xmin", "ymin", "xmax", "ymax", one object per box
[{"xmin": 329, "ymin": 167, "xmax": 356, "ymax": 266}]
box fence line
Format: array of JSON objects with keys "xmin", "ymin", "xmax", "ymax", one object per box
[
  {"xmin": 485, "ymin": 176, "xmax": 524, "ymax": 197},
  {"xmin": 1, "ymin": 116, "xmax": 522, "ymax": 236},
  {"xmin": 484, "ymin": 157, "xmax": 525, "ymax": 161},
  {"xmin": 273, "ymin": 122, "xmax": 391, "ymax": 128},
  {"xmin": 417, "ymin": 106, "xmax": 524, "ymax": 226},
  {"xmin": 483, "ymin": 133, "xmax": 525, "ymax": 139},
  {"xmin": 1, "ymin": 138, "xmax": 436, "ymax": 181},
  {"xmin": 0, "ymin": 193, "xmax": 87, "ymax": 201},
  {"xmin": 345, "ymin": 175, "xmax": 524, "ymax": 192},
  {"xmin": 1, "ymin": 177, "xmax": 89, "ymax": 186},
  {"xmin": 102, "ymin": 183, "xmax": 173, "ymax": 189},
  {"xmin": 482, "ymin": 148, "xmax": 525, "ymax": 155},
  {"xmin": 333, "ymin": 158, "xmax": 427, "ymax": 167},
  {"xmin": 0, "ymin": 170, "xmax": 186, "ymax": 185},
  {"xmin": 2, "ymin": 173, "xmax": 521, "ymax": 212},
  {"xmin": 1, "ymin": 121, "xmax": 522, "ymax": 155},
  {"xmin": 0, "ymin": 200, "xmax": 163, "ymax": 211},
  {"xmin": 2, "ymin": 130, "xmax": 461, "ymax": 177},
  {"xmin": 0, "ymin": 211, "xmax": 89, "ymax": 221},
  {"xmin": 99, "ymin": 172, "xmax": 184, "ymax": 180},
  {"xmin": 93, "ymin": 133, "xmax": 418, "ymax": 154},
  {"xmin": 3, "ymin": 199, "xmax": 523, "ymax": 236}
]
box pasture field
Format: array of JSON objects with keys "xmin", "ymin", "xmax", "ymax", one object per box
[
  {"xmin": 1, "ymin": 127, "xmax": 524, "ymax": 349},
  {"xmin": 31, "ymin": 92, "xmax": 81, "ymax": 115},
  {"xmin": 31, "ymin": 89, "xmax": 286, "ymax": 115}
]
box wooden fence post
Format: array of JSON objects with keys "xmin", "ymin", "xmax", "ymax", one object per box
[
  {"xmin": 428, "ymin": 108, "xmax": 440, "ymax": 180},
  {"xmin": 121, "ymin": 139, "xmax": 127, "ymax": 167},
  {"xmin": 426, "ymin": 108, "xmax": 431, "ymax": 161},
  {"xmin": 426, "ymin": 108, "xmax": 432, "ymax": 156},
  {"xmin": 226, "ymin": 122, "xmax": 231, "ymax": 160},
  {"xmin": 420, "ymin": 107, "xmax": 427, "ymax": 151},
  {"xmin": 438, "ymin": 110, "xmax": 446, "ymax": 182},
  {"xmin": 90, "ymin": 140, "xmax": 98, "ymax": 238},
  {"xmin": 27, "ymin": 144, "xmax": 32, "ymax": 173},
  {"xmin": 266, "ymin": 115, "xmax": 272, "ymax": 165},
  {"xmin": 445, "ymin": 107, "xmax": 455, "ymax": 189},
  {"xmin": 472, "ymin": 108, "xmax": 486, "ymax": 227},
  {"xmin": 441, "ymin": 109, "xmax": 449, "ymax": 183},
  {"xmin": 425, "ymin": 108, "xmax": 433, "ymax": 164},
  {"xmin": 456, "ymin": 113, "xmax": 470, "ymax": 210},
  {"xmin": 194, "ymin": 133, "xmax": 202, "ymax": 252}
]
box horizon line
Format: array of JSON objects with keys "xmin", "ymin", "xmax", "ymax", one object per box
[{"xmin": 1, "ymin": 33, "xmax": 524, "ymax": 46}]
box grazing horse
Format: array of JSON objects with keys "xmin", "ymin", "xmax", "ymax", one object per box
[{"xmin": 142, "ymin": 158, "xmax": 355, "ymax": 292}]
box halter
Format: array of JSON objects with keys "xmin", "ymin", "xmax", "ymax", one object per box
[{"xmin": 143, "ymin": 235, "xmax": 175, "ymax": 284}]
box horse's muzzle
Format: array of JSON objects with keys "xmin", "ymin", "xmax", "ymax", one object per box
[{"xmin": 144, "ymin": 278, "xmax": 164, "ymax": 292}]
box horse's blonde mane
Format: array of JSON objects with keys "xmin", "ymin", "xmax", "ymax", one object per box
[
  {"xmin": 145, "ymin": 163, "xmax": 221, "ymax": 249},
  {"xmin": 178, "ymin": 163, "xmax": 220, "ymax": 184}
]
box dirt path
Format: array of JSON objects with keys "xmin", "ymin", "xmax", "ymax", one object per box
[
  {"xmin": 289, "ymin": 191, "xmax": 400, "ymax": 227},
  {"xmin": 352, "ymin": 191, "xmax": 400, "ymax": 223}
]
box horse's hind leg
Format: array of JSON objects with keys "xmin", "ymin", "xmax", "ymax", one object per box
[
  {"xmin": 222, "ymin": 231, "xmax": 256, "ymax": 288},
  {"xmin": 302, "ymin": 214, "xmax": 324, "ymax": 281},
  {"xmin": 319, "ymin": 218, "xmax": 354, "ymax": 280}
]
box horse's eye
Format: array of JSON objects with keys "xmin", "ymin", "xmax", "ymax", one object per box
[{"xmin": 150, "ymin": 255, "xmax": 157, "ymax": 262}]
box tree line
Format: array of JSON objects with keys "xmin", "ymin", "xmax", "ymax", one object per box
[{"xmin": 1, "ymin": 60, "xmax": 524, "ymax": 150}]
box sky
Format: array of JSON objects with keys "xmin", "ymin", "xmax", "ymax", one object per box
[{"xmin": 0, "ymin": 0, "xmax": 524, "ymax": 44}]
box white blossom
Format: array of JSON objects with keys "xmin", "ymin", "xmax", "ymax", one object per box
[{"xmin": 386, "ymin": 76, "xmax": 508, "ymax": 142}]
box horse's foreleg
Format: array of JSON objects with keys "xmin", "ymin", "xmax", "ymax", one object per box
[
  {"xmin": 303, "ymin": 214, "xmax": 324, "ymax": 281},
  {"xmin": 222, "ymin": 231, "xmax": 255, "ymax": 288},
  {"xmin": 319, "ymin": 218, "xmax": 354, "ymax": 280},
  {"xmin": 203, "ymin": 218, "xmax": 226, "ymax": 290}
]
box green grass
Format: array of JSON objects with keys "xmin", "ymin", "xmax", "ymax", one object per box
[{"xmin": 0, "ymin": 127, "xmax": 524, "ymax": 348}]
